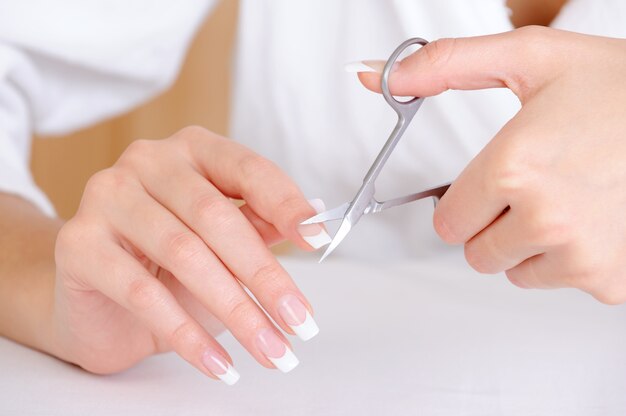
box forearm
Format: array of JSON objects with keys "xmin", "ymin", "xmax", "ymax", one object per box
[{"xmin": 0, "ymin": 192, "xmax": 62, "ymax": 352}]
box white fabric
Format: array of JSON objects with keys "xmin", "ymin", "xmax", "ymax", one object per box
[
  {"xmin": 2, "ymin": 256, "xmax": 626, "ymax": 415},
  {"xmin": 0, "ymin": 0, "xmax": 216, "ymax": 215}
]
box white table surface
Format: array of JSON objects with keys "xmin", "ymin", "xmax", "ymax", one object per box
[{"xmin": 2, "ymin": 251, "xmax": 626, "ymax": 415}]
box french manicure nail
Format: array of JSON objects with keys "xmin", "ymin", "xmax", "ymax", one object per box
[
  {"xmin": 299, "ymin": 199, "xmax": 331, "ymax": 250},
  {"xmin": 345, "ymin": 61, "xmax": 379, "ymax": 73},
  {"xmin": 256, "ymin": 328, "xmax": 300, "ymax": 373},
  {"xmin": 278, "ymin": 294, "xmax": 320, "ymax": 341},
  {"xmin": 202, "ymin": 349, "xmax": 240, "ymax": 386},
  {"xmin": 344, "ymin": 60, "xmax": 396, "ymax": 74},
  {"xmin": 307, "ymin": 198, "xmax": 326, "ymax": 214}
]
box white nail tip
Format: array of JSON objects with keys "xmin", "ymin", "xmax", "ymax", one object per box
[
  {"xmin": 307, "ymin": 198, "xmax": 326, "ymax": 214},
  {"xmin": 217, "ymin": 364, "xmax": 241, "ymax": 386},
  {"xmin": 290, "ymin": 310, "xmax": 320, "ymax": 341},
  {"xmin": 303, "ymin": 229, "xmax": 332, "ymax": 250},
  {"xmin": 344, "ymin": 61, "xmax": 378, "ymax": 73},
  {"xmin": 269, "ymin": 347, "xmax": 300, "ymax": 373}
]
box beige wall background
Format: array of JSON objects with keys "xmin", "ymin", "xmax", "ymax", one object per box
[{"xmin": 31, "ymin": 0, "xmax": 238, "ymax": 219}]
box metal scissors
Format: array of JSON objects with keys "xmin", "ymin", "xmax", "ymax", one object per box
[{"xmin": 302, "ymin": 37, "xmax": 451, "ymax": 262}]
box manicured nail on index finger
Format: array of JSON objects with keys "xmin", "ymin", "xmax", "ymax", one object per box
[
  {"xmin": 345, "ymin": 61, "xmax": 380, "ymax": 73},
  {"xmin": 307, "ymin": 198, "xmax": 326, "ymax": 214},
  {"xmin": 201, "ymin": 349, "xmax": 240, "ymax": 386},
  {"xmin": 255, "ymin": 329, "xmax": 300, "ymax": 373},
  {"xmin": 278, "ymin": 294, "xmax": 320, "ymax": 341},
  {"xmin": 297, "ymin": 198, "xmax": 331, "ymax": 250}
]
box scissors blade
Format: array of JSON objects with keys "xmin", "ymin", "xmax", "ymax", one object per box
[
  {"xmin": 300, "ymin": 202, "xmax": 350, "ymax": 225},
  {"xmin": 318, "ymin": 186, "xmax": 373, "ymax": 262},
  {"xmin": 318, "ymin": 217, "xmax": 352, "ymax": 263}
]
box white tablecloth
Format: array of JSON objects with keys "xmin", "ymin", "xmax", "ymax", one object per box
[{"xmin": 2, "ymin": 252, "xmax": 626, "ymax": 415}]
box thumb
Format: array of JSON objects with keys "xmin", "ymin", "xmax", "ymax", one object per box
[{"xmin": 352, "ymin": 27, "xmax": 568, "ymax": 103}]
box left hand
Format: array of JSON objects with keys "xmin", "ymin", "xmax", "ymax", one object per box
[{"xmin": 357, "ymin": 27, "xmax": 626, "ymax": 304}]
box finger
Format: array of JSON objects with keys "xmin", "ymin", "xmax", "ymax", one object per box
[
  {"xmin": 505, "ymin": 248, "xmax": 626, "ymax": 305},
  {"xmin": 464, "ymin": 207, "xmax": 546, "ymax": 274},
  {"xmin": 103, "ymin": 176, "xmax": 300, "ymax": 372},
  {"xmin": 173, "ymin": 127, "xmax": 331, "ymax": 251},
  {"xmin": 157, "ymin": 269, "xmax": 225, "ymax": 336},
  {"xmin": 431, "ymin": 129, "xmax": 512, "ymax": 244},
  {"xmin": 134, "ymin": 152, "xmax": 321, "ymax": 343},
  {"xmin": 505, "ymin": 253, "xmax": 570, "ymax": 290},
  {"xmin": 70, "ymin": 232, "xmax": 240, "ymax": 385},
  {"xmin": 239, "ymin": 199, "xmax": 326, "ymax": 247},
  {"xmin": 239, "ymin": 203, "xmax": 283, "ymax": 247},
  {"xmin": 356, "ymin": 27, "xmax": 570, "ymax": 102}
]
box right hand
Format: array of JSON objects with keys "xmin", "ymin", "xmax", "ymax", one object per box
[{"xmin": 51, "ymin": 126, "xmax": 329, "ymax": 384}]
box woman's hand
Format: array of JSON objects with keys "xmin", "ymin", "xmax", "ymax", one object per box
[
  {"xmin": 51, "ymin": 126, "xmax": 330, "ymax": 384},
  {"xmin": 357, "ymin": 27, "xmax": 626, "ymax": 304}
]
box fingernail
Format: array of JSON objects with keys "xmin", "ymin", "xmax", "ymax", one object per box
[
  {"xmin": 201, "ymin": 349, "xmax": 240, "ymax": 386},
  {"xmin": 298, "ymin": 199, "xmax": 331, "ymax": 250},
  {"xmin": 307, "ymin": 198, "xmax": 326, "ymax": 214},
  {"xmin": 256, "ymin": 328, "xmax": 300, "ymax": 373},
  {"xmin": 344, "ymin": 60, "xmax": 397, "ymax": 74},
  {"xmin": 278, "ymin": 294, "xmax": 320, "ymax": 341}
]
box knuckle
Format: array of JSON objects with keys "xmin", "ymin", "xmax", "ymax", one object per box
[
  {"xmin": 224, "ymin": 298, "xmax": 256, "ymax": 325},
  {"xmin": 509, "ymin": 26, "xmax": 561, "ymax": 96},
  {"xmin": 119, "ymin": 139, "xmax": 156, "ymax": 167},
  {"xmin": 560, "ymin": 259, "xmax": 594, "ymax": 289},
  {"xmin": 432, "ymin": 208, "xmax": 458, "ymax": 244},
  {"xmin": 464, "ymin": 242, "xmax": 491, "ymax": 274},
  {"xmin": 55, "ymin": 220, "xmax": 81, "ymax": 252},
  {"xmin": 55, "ymin": 218, "xmax": 108, "ymax": 277},
  {"xmin": 588, "ymin": 278, "xmax": 626, "ymax": 305},
  {"xmin": 54, "ymin": 219, "xmax": 89, "ymax": 270},
  {"xmin": 594, "ymin": 293, "xmax": 626, "ymax": 306},
  {"xmin": 526, "ymin": 208, "xmax": 571, "ymax": 246},
  {"xmin": 84, "ymin": 168, "xmax": 134, "ymax": 201},
  {"xmin": 175, "ymin": 125, "xmax": 209, "ymax": 142},
  {"xmin": 162, "ymin": 231, "xmax": 206, "ymax": 267},
  {"xmin": 238, "ymin": 153, "xmax": 279, "ymax": 182},
  {"xmin": 126, "ymin": 278, "xmax": 165, "ymax": 313},
  {"xmin": 251, "ymin": 263, "xmax": 285, "ymax": 294},
  {"xmin": 505, "ymin": 269, "xmax": 530, "ymax": 289},
  {"xmin": 274, "ymin": 195, "xmax": 307, "ymax": 224},
  {"xmin": 569, "ymin": 261, "xmax": 621, "ymax": 304},
  {"xmin": 168, "ymin": 320, "xmax": 202, "ymax": 350},
  {"xmin": 489, "ymin": 153, "xmax": 530, "ymax": 198},
  {"xmin": 514, "ymin": 25, "xmax": 550, "ymax": 44},
  {"xmin": 512, "ymin": 26, "xmax": 553, "ymax": 61},
  {"xmin": 191, "ymin": 193, "xmax": 236, "ymax": 230}
]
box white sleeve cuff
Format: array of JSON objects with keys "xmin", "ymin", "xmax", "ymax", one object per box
[{"xmin": 0, "ymin": 138, "xmax": 55, "ymax": 217}]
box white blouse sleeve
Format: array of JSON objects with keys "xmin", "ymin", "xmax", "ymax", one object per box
[
  {"xmin": 0, "ymin": 0, "xmax": 216, "ymax": 215},
  {"xmin": 552, "ymin": 0, "xmax": 626, "ymax": 37}
]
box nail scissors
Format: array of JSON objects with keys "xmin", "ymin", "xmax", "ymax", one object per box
[{"xmin": 302, "ymin": 37, "xmax": 451, "ymax": 262}]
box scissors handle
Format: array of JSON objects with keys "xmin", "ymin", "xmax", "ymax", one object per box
[
  {"xmin": 361, "ymin": 37, "xmax": 429, "ymax": 188},
  {"xmin": 381, "ymin": 38, "xmax": 428, "ymax": 113},
  {"xmin": 372, "ymin": 183, "xmax": 450, "ymax": 213}
]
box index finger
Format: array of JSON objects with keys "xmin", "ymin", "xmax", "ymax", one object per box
[
  {"xmin": 177, "ymin": 127, "xmax": 330, "ymax": 251},
  {"xmin": 357, "ymin": 27, "xmax": 572, "ymax": 102}
]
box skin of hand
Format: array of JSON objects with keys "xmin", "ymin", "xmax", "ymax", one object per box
[
  {"xmin": 2, "ymin": 126, "xmax": 329, "ymax": 382},
  {"xmin": 358, "ymin": 26, "xmax": 626, "ymax": 304}
]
